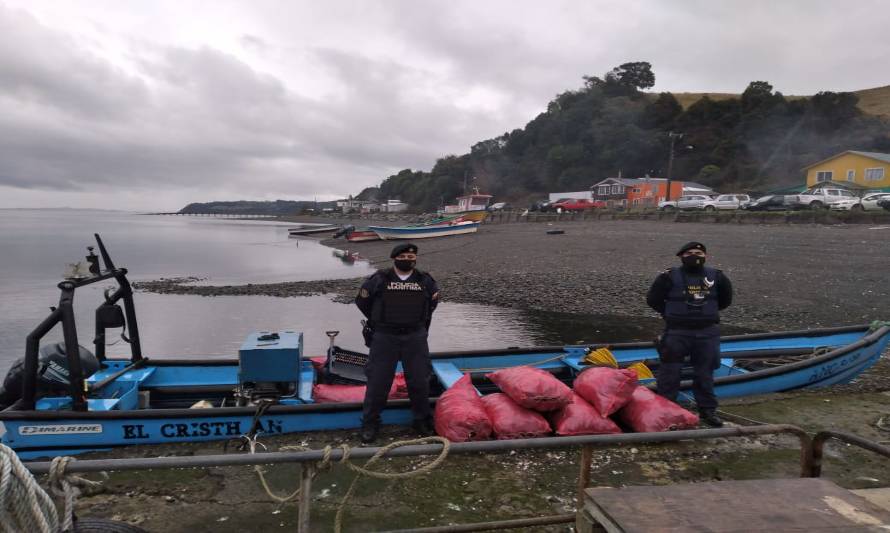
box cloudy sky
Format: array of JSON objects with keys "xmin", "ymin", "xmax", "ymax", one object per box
[{"xmin": 1, "ymin": 1, "xmax": 888, "ymax": 210}]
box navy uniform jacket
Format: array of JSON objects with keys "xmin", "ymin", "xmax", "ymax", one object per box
[
  {"xmin": 356, "ymin": 268, "xmax": 440, "ymax": 328},
  {"xmin": 646, "ymin": 268, "xmax": 733, "ymax": 328}
]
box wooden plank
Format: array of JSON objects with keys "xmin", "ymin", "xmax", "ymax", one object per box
[
  {"xmin": 583, "ymin": 478, "xmax": 890, "ymax": 532},
  {"xmin": 853, "ymin": 488, "xmax": 890, "ymax": 513}
]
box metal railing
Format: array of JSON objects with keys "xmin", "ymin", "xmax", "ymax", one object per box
[
  {"xmin": 811, "ymin": 430, "xmax": 890, "ymax": 478},
  {"xmin": 23, "ymin": 424, "xmax": 864, "ymax": 532}
]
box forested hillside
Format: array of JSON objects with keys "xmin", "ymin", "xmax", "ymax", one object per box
[{"xmin": 363, "ymin": 62, "xmax": 890, "ymax": 211}]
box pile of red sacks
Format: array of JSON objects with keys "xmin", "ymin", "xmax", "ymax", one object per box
[
  {"xmin": 433, "ymin": 366, "xmax": 699, "ymax": 442},
  {"xmin": 309, "ymin": 357, "xmax": 700, "ymax": 441}
]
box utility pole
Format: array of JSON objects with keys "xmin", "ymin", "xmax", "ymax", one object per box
[{"xmin": 665, "ymin": 132, "xmax": 683, "ymax": 202}]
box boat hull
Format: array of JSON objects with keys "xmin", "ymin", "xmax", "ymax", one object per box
[
  {"xmin": 448, "ymin": 211, "xmax": 488, "ymax": 223},
  {"xmin": 369, "ymin": 221, "xmax": 480, "ymax": 240},
  {"xmin": 2, "ymin": 324, "xmax": 887, "ymax": 459},
  {"xmin": 288, "ymin": 225, "xmax": 339, "ymax": 236}
]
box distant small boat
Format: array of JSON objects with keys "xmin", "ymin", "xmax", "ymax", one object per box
[
  {"xmin": 288, "ymin": 225, "xmax": 339, "ymax": 236},
  {"xmin": 345, "ymin": 230, "xmax": 381, "ymax": 242},
  {"xmin": 336, "ymin": 216, "xmax": 466, "ymax": 243},
  {"xmin": 440, "ymin": 188, "xmax": 492, "ymax": 222},
  {"xmin": 332, "ymin": 249, "xmax": 362, "ymax": 263},
  {"xmin": 369, "ymin": 220, "xmax": 480, "ymax": 240}
]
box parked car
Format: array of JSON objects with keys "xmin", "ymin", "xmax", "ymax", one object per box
[
  {"xmin": 657, "ymin": 199, "xmax": 678, "ymax": 211},
  {"xmin": 861, "ymin": 193, "xmax": 890, "ymax": 211},
  {"xmin": 488, "ymin": 202, "xmax": 510, "ymax": 212},
  {"xmin": 713, "ymin": 194, "xmax": 752, "ymax": 210},
  {"xmin": 529, "ymin": 200, "xmax": 551, "ymax": 212},
  {"xmin": 676, "ymin": 195, "xmax": 719, "ymax": 211},
  {"xmin": 741, "ymin": 195, "xmax": 787, "ymax": 211},
  {"xmin": 550, "ymin": 198, "xmax": 606, "ymax": 212},
  {"xmin": 786, "ymin": 188, "xmax": 857, "ymax": 210}
]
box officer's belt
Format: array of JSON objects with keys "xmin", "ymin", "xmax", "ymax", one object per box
[{"xmin": 375, "ymin": 324, "xmax": 424, "ymax": 334}]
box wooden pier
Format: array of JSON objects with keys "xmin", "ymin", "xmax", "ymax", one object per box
[{"xmin": 577, "ymin": 478, "xmax": 890, "ymax": 532}]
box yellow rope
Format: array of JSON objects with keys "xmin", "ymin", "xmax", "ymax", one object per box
[
  {"xmin": 334, "ymin": 436, "xmax": 450, "ymax": 533},
  {"xmin": 628, "ymin": 361, "xmax": 654, "ymax": 379},
  {"xmin": 245, "ymin": 434, "xmax": 450, "ymax": 531},
  {"xmin": 583, "ymin": 347, "xmax": 618, "ymax": 368}
]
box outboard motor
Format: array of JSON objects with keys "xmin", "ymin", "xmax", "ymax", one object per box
[
  {"xmin": 332, "ymin": 225, "xmax": 356, "ymax": 239},
  {"xmin": 0, "ymin": 343, "xmax": 100, "ymax": 409}
]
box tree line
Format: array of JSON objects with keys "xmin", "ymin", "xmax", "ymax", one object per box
[{"xmin": 359, "ymin": 62, "xmax": 890, "ymax": 211}]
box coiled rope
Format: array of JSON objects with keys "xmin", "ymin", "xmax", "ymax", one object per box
[
  {"xmin": 869, "ymin": 320, "xmax": 890, "ymax": 332},
  {"xmin": 0, "ymin": 444, "xmax": 58, "ymax": 533},
  {"xmin": 48, "ymin": 456, "xmax": 102, "ymax": 532},
  {"xmin": 0, "ymin": 444, "xmax": 102, "ymax": 533}
]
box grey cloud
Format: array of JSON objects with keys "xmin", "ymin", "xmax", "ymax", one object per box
[
  {"xmin": 0, "ymin": 7, "xmax": 420, "ymax": 200},
  {"xmin": 2, "ymin": 0, "xmax": 889, "ymax": 210},
  {"xmin": 0, "ymin": 6, "xmax": 148, "ymax": 120}
]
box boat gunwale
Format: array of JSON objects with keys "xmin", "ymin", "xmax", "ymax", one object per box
[
  {"xmin": 0, "ymin": 325, "xmax": 885, "ymax": 421},
  {"xmin": 136, "ymin": 324, "xmax": 876, "ymax": 364}
]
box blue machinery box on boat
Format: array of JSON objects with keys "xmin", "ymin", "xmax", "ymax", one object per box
[{"xmin": 238, "ymin": 331, "xmax": 303, "ymax": 385}]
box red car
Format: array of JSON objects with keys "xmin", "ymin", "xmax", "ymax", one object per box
[{"xmin": 550, "ymin": 198, "xmax": 606, "ymax": 212}]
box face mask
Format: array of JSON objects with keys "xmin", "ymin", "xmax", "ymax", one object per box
[
  {"xmin": 682, "ymin": 255, "xmax": 705, "ymax": 269},
  {"xmin": 394, "ymin": 259, "xmax": 416, "ymax": 272}
]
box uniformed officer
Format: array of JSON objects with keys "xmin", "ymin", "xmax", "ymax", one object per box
[
  {"xmin": 355, "ymin": 242, "xmax": 440, "ymax": 444},
  {"xmin": 646, "ymin": 242, "xmax": 733, "ymax": 427}
]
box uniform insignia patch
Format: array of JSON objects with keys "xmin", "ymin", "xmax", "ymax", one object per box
[
  {"xmin": 703, "ymin": 278, "xmax": 715, "ymax": 288},
  {"xmin": 359, "ymin": 288, "xmax": 369, "ymax": 298}
]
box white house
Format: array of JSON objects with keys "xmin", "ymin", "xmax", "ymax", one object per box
[{"xmin": 381, "ymin": 199, "xmax": 408, "ymax": 213}]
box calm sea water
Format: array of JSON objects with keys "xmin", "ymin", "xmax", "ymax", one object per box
[{"xmin": 0, "ymin": 209, "xmax": 671, "ymax": 377}]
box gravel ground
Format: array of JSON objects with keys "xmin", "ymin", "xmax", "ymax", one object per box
[{"xmin": 137, "ymin": 219, "xmax": 890, "ymax": 332}]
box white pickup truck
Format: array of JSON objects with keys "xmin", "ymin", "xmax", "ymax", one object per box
[{"xmin": 786, "ymin": 188, "xmax": 857, "ymax": 210}]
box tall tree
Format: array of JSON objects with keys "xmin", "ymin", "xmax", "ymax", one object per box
[{"xmin": 606, "ymin": 61, "xmax": 656, "ymax": 90}]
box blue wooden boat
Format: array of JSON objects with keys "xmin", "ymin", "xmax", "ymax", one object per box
[
  {"xmin": 1, "ymin": 235, "xmax": 888, "ymax": 459},
  {"xmin": 368, "ymin": 220, "xmax": 480, "ymax": 240}
]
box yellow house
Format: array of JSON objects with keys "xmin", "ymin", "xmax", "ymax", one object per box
[{"xmin": 804, "ymin": 151, "xmax": 890, "ymax": 190}]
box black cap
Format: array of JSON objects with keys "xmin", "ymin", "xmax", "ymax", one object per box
[
  {"xmin": 676, "ymin": 241, "xmax": 706, "ymax": 256},
  {"xmin": 390, "ymin": 243, "xmax": 418, "ymax": 258}
]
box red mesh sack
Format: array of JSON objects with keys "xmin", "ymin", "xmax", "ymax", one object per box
[
  {"xmin": 312, "ymin": 383, "xmax": 365, "ymax": 403},
  {"xmin": 486, "ymin": 366, "xmax": 572, "ymax": 411},
  {"xmin": 313, "ymin": 373, "xmax": 408, "ymax": 403},
  {"xmin": 434, "ymin": 374, "xmax": 492, "ymax": 442},
  {"xmin": 390, "ymin": 373, "xmax": 408, "ymax": 399},
  {"xmin": 549, "ymin": 393, "xmax": 622, "ymax": 436},
  {"xmin": 573, "ymin": 367, "xmax": 638, "ymax": 417},
  {"xmin": 481, "ymin": 393, "xmax": 551, "ymax": 439},
  {"xmin": 617, "ymin": 386, "xmax": 700, "ymax": 432}
]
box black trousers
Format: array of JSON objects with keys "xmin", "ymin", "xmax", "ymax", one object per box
[
  {"xmin": 656, "ymin": 325, "xmax": 721, "ymax": 411},
  {"xmin": 362, "ymin": 328, "xmax": 431, "ymax": 425}
]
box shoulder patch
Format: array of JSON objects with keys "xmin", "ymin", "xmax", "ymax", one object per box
[{"xmin": 359, "ymin": 288, "xmax": 369, "ymax": 298}]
